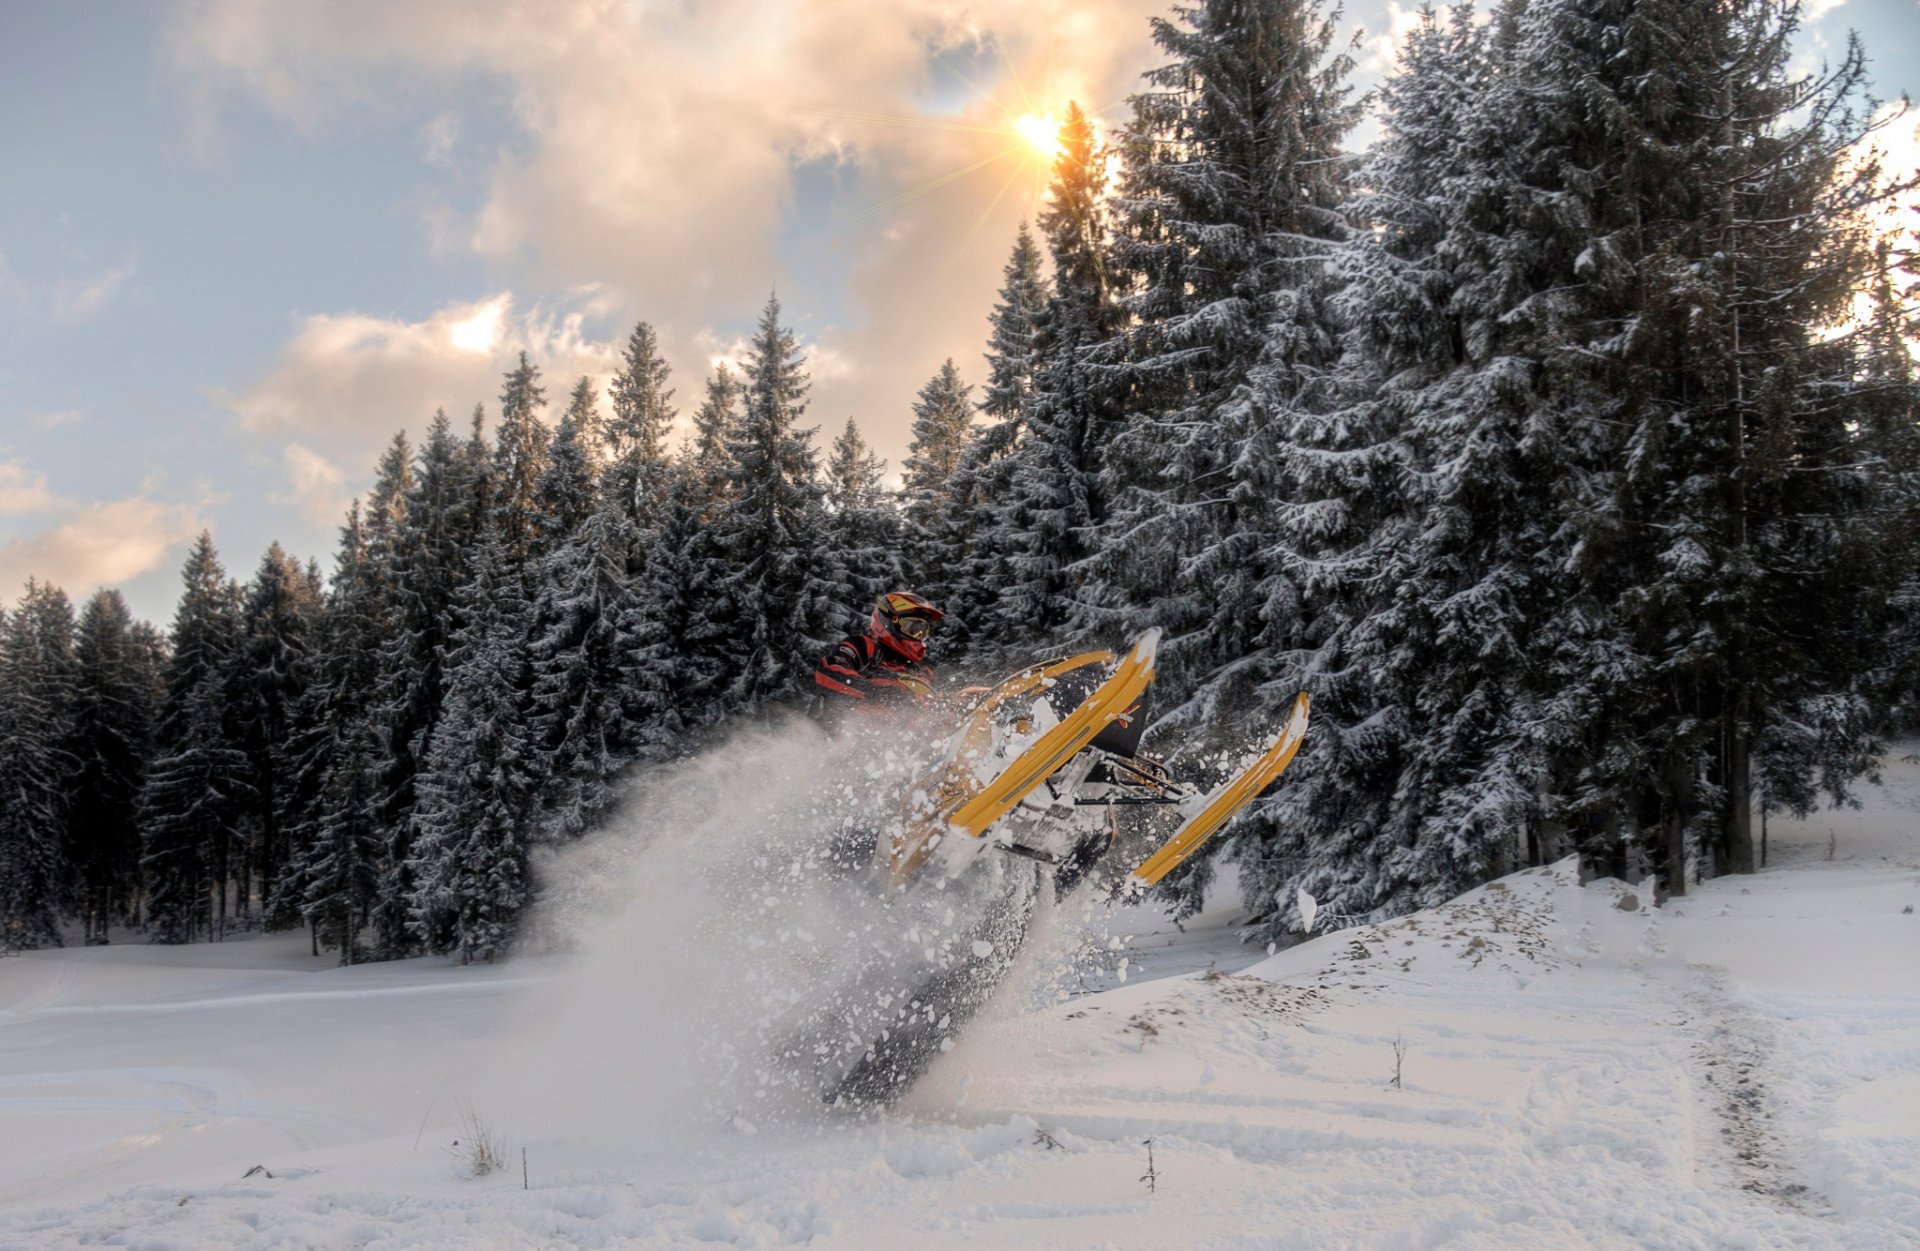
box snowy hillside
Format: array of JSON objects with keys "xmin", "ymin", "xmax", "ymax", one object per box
[{"xmin": 3, "ymin": 749, "xmax": 1917, "ymax": 1249}]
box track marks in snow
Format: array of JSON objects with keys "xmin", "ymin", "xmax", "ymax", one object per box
[{"xmin": 1673, "ymin": 964, "xmax": 1828, "ymax": 1215}]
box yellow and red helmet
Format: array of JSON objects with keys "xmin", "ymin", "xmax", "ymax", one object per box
[{"xmin": 870, "ymin": 590, "xmax": 944, "ymax": 643}]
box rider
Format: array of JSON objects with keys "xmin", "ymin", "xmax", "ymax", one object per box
[{"xmin": 812, "ymin": 590, "xmax": 944, "ymax": 726}]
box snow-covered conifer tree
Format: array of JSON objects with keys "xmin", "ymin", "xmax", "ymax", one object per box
[
  {"xmin": 529, "ymin": 377, "xmax": 644, "ymax": 841},
  {"xmin": 901, "ymin": 360, "xmax": 973, "ymax": 543},
  {"xmin": 711, "ymin": 292, "xmax": 837, "ymax": 713},
  {"xmin": 1235, "ymin": 6, "xmax": 1506, "ymax": 927},
  {"xmin": 935, "ymin": 225, "xmax": 1048, "ymax": 656},
  {"xmin": 993, "ymin": 104, "xmax": 1126, "ymax": 654},
  {"xmin": 271, "ymin": 507, "xmax": 381, "ymax": 947},
  {"xmin": 606, "ymin": 320, "xmax": 676, "ymax": 527},
  {"xmin": 301, "ymin": 720, "xmax": 381, "ymax": 964},
  {"xmin": 408, "ymin": 532, "xmax": 537, "ymax": 961},
  {"xmin": 1091, "ymin": 0, "xmax": 1359, "ymax": 719},
  {"xmin": 824, "ymin": 417, "xmax": 903, "ymax": 618},
  {"xmin": 491, "ymin": 352, "xmax": 551, "ymax": 571},
  {"xmin": 536, "ymin": 377, "xmax": 605, "ymax": 556},
  {"xmin": 65, "ymin": 589, "xmax": 156, "ymax": 942},
  {"xmin": 231, "ymin": 543, "xmax": 317, "ymax": 923},
  {"xmin": 141, "ymin": 535, "xmax": 251, "ymax": 943},
  {"xmin": 0, "ymin": 582, "xmax": 76, "ymax": 950},
  {"xmin": 687, "ymin": 363, "xmax": 741, "ymax": 515},
  {"xmin": 363, "ymin": 411, "xmax": 475, "ymax": 952}
]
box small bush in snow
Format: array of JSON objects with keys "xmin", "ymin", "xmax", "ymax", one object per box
[{"xmin": 445, "ymin": 1100, "xmax": 508, "ymax": 1178}]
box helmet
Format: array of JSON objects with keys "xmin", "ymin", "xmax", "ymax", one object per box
[{"xmin": 869, "ymin": 590, "xmax": 944, "ymax": 654}]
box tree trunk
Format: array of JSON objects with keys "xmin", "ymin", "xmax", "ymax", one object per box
[
  {"xmin": 1664, "ymin": 754, "xmax": 1692, "ymax": 898},
  {"xmin": 1723, "ymin": 701, "xmax": 1755, "ymax": 874}
]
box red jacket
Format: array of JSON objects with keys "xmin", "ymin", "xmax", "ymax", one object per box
[{"xmin": 814, "ymin": 630, "xmax": 935, "ymax": 712}]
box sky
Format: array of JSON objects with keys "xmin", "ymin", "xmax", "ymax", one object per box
[{"xmin": 1, "ymin": 0, "xmax": 1914, "ymax": 626}]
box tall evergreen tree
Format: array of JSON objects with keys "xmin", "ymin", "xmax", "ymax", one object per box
[
  {"xmin": 409, "ymin": 533, "xmax": 538, "ymax": 962},
  {"xmin": 992, "ymin": 103, "xmax": 1128, "ymax": 655},
  {"xmin": 825, "ymin": 417, "xmax": 903, "ymax": 617},
  {"xmin": 935, "ymin": 226, "xmax": 1049, "ymax": 655},
  {"xmin": 687, "ymin": 363, "xmax": 742, "ymax": 518},
  {"xmin": 980, "ymin": 222, "xmax": 1048, "ymax": 425},
  {"xmin": 530, "ymin": 498, "xmax": 640, "ymax": 841},
  {"xmin": 1093, "ymin": 0, "xmax": 1360, "ymax": 725},
  {"xmin": 712, "ymin": 292, "xmax": 838, "ymax": 713},
  {"xmin": 0, "ymin": 583, "xmax": 76, "ymax": 950},
  {"xmin": 492, "ymin": 352, "xmax": 552, "ymax": 570},
  {"xmin": 65, "ymin": 589, "xmax": 156, "ymax": 942},
  {"xmin": 537, "ymin": 377, "xmax": 605, "ymax": 555},
  {"xmin": 141, "ymin": 535, "xmax": 250, "ymax": 943},
  {"xmin": 302, "ymin": 720, "xmax": 382, "ymax": 963},
  {"xmin": 1238, "ymin": 5, "xmax": 1509, "ymax": 926},
  {"xmin": 901, "ymin": 360, "xmax": 974, "ymax": 541},
  {"xmin": 606, "ymin": 320, "xmax": 677, "ymax": 527},
  {"xmin": 231, "ymin": 542, "xmax": 318, "ymax": 921},
  {"xmin": 271, "ymin": 506, "xmax": 380, "ymax": 950},
  {"xmin": 364, "ymin": 411, "xmax": 476, "ymax": 953}
]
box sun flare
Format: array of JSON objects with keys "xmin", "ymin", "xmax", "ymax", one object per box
[{"xmin": 1014, "ymin": 113, "xmax": 1063, "ymax": 159}]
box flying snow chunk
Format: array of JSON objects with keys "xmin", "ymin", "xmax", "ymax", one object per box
[
  {"xmin": 971, "ymin": 940, "xmax": 994, "ymax": 958},
  {"xmin": 1297, "ymin": 887, "xmax": 1320, "ymax": 934}
]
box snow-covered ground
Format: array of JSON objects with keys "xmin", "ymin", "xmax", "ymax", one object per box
[{"xmin": 3, "ymin": 749, "xmax": 1917, "ymax": 1249}]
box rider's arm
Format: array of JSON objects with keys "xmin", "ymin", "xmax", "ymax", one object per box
[{"xmin": 815, "ymin": 638, "xmax": 871, "ymax": 699}]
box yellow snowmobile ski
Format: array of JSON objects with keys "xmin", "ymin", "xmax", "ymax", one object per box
[
  {"xmin": 1126, "ymin": 691, "xmax": 1311, "ymax": 892},
  {"xmin": 887, "ymin": 629, "xmax": 1160, "ymax": 887}
]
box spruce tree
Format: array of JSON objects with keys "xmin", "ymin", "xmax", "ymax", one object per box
[
  {"xmin": 711, "ymin": 292, "xmax": 838, "ymax": 713},
  {"xmin": 623, "ymin": 466, "xmax": 717, "ymax": 758},
  {"xmin": 409, "ymin": 533, "xmax": 538, "ymax": 962},
  {"xmin": 141, "ymin": 535, "xmax": 251, "ymax": 943},
  {"xmin": 529, "ymin": 500, "xmax": 639, "ymax": 841},
  {"xmin": 994, "ymin": 103, "xmax": 1127, "ymax": 655},
  {"xmin": 980, "ymin": 222, "xmax": 1047, "ymax": 426},
  {"xmin": 606, "ymin": 320, "xmax": 677, "ymax": 527},
  {"xmin": 271, "ymin": 506, "xmax": 381, "ymax": 947},
  {"xmin": 364, "ymin": 411, "xmax": 474, "ymax": 951},
  {"xmin": 537, "ymin": 377, "xmax": 605, "ymax": 555},
  {"xmin": 901, "ymin": 360, "xmax": 974, "ymax": 542},
  {"xmin": 0, "ymin": 583, "xmax": 76, "ymax": 950},
  {"xmin": 687, "ymin": 363, "xmax": 742, "ymax": 518},
  {"xmin": 231, "ymin": 543, "xmax": 317, "ymax": 922},
  {"xmin": 492, "ymin": 352, "xmax": 552, "ymax": 570},
  {"xmin": 825, "ymin": 417, "xmax": 904, "ymax": 617},
  {"xmin": 1094, "ymin": 0, "xmax": 1360, "ymax": 725},
  {"xmin": 936, "ymin": 226, "xmax": 1048, "ymax": 656},
  {"xmin": 302, "ymin": 721, "xmax": 382, "ymax": 963},
  {"xmin": 66, "ymin": 589, "xmax": 156, "ymax": 942},
  {"xmin": 1238, "ymin": 6, "xmax": 1508, "ymax": 926}
]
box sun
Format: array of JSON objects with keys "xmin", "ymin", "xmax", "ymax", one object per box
[{"xmin": 1013, "ymin": 113, "xmax": 1063, "ymax": 160}]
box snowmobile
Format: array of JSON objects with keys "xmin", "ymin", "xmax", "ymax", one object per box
[{"xmin": 826, "ymin": 628, "xmax": 1310, "ymax": 1107}]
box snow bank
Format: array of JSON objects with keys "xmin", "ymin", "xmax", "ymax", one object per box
[{"xmin": 3, "ymin": 737, "xmax": 1917, "ymax": 1249}]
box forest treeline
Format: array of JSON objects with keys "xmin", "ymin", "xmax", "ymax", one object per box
[{"xmin": 2, "ymin": 0, "xmax": 1914, "ymax": 961}]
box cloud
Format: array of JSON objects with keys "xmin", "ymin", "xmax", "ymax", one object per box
[
  {"xmin": 220, "ymin": 291, "xmax": 647, "ymax": 516},
  {"xmin": 27, "ymin": 409, "xmax": 87, "ymax": 430},
  {"xmin": 275, "ymin": 442, "xmax": 352, "ymax": 524},
  {"xmin": 0, "ymin": 498, "xmax": 206, "ymax": 601},
  {"xmin": 422, "ymin": 111, "xmax": 458, "ymax": 166},
  {"xmin": 1360, "ymin": 2, "xmax": 1432, "ymax": 77},
  {"xmin": 222, "ymin": 291, "xmax": 621, "ymax": 454},
  {"xmin": 0, "ymin": 460, "xmax": 60, "ymax": 518},
  {"xmin": 0, "ymin": 457, "xmax": 206, "ymax": 599},
  {"xmin": 168, "ymin": 0, "xmax": 1170, "ymax": 462},
  {"xmin": 51, "ymin": 256, "xmax": 138, "ymax": 323}
]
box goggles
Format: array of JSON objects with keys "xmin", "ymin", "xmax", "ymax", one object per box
[{"xmin": 892, "ymin": 614, "xmax": 935, "ymax": 641}]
